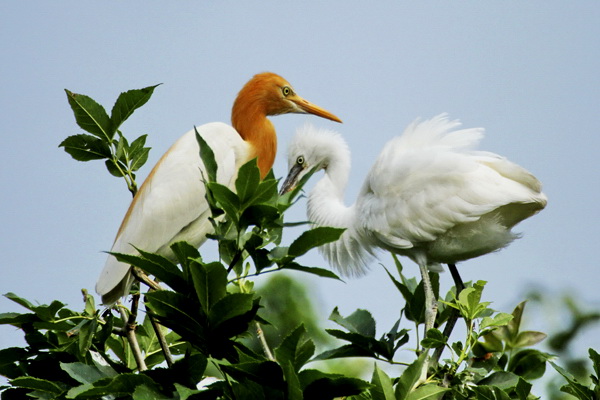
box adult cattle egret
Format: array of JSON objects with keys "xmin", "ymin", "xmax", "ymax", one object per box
[
  {"xmin": 96, "ymin": 72, "xmax": 342, "ymax": 305},
  {"xmin": 280, "ymin": 115, "xmax": 547, "ymax": 334}
]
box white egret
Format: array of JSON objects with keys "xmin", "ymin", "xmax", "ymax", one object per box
[
  {"xmin": 280, "ymin": 115, "xmax": 547, "ymax": 334},
  {"xmin": 96, "ymin": 72, "xmax": 342, "ymax": 305}
]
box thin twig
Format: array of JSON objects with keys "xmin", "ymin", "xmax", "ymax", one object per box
[
  {"xmin": 131, "ymin": 267, "xmax": 174, "ymax": 367},
  {"xmin": 255, "ymin": 322, "xmax": 275, "ymax": 361},
  {"xmin": 148, "ymin": 313, "xmax": 175, "ymax": 367},
  {"xmin": 117, "ymin": 298, "xmax": 147, "ymax": 371}
]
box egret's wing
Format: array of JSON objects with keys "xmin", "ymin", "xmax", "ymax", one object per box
[
  {"xmin": 357, "ymin": 116, "xmax": 545, "ymax": 250},
  {"xmin": 96, "ymin": 122, "xmax": 247, "ymax": 302}
]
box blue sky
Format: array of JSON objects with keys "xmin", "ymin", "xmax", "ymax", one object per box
[{"xmin": 1, "ymin": 1, "xmax": 599, "ymax": 386}]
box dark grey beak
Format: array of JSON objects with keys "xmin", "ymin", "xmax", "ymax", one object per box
[{"xmin": 279, "ymin": 163, "xmax": 304, "ymax": 195}]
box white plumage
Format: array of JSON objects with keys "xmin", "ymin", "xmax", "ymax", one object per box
[
  {"xmin": 281, "ymin": 114, "xmax": 547, "ymax": 332},
  {"xmin": 96, "ymin": 123, "xmax": 247, "ymax": 303}
]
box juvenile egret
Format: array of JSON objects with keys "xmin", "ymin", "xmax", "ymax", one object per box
[
  {"xmin": 96, "ymin": 72, "xmax": 342, "ymax": 305},
  {"xmin": 280, "ymin": 115, "xmax": 547, "ymax": 334}
]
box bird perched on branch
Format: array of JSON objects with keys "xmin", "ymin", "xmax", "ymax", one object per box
[
  {"xmin": 96, "ymin": 72, "xmax": 342, "ymax": 305},
  {"xmin": 280, "ymin": 115, "xmax": 547, "ymax": 334}
]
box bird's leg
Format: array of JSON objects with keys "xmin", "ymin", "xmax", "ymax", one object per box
[
  {"xmin": 416, "ymin": 261, "xmax": 437, "ymax": 385},
  {"xmin": 432, "ymin": 263, "xmax": 465, "ymax": 364},
  {"xmin": 418, "ymin": 263, "xmax": 437, "ymax": 335}
]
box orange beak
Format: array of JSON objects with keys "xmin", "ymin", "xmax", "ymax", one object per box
[{"xmin": 289, "ymin": 95, "xmax": 342, "ymax": 123}]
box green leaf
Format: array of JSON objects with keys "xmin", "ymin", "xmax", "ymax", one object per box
[
  {"xmin": 370, "ymin": 364, "xmax": 395, "ymax": 400},
  {"xmin": 111, "ymin": 251, "xmax": 187, "ymax": 293},
  {"xmin": 130, "ymin": 147, "xmax": 150, "ymax": 172},
  {"xmin": 406, "ymin": 384, "xmax": 449, "ymax": 400},
  {"xmin": 190, "ymin": 262, "xmax": 227, "ymax": 315},
  {"xmin": 288, "ymin": 227, "xmax": 345, "ymax": 257},
  {"xmin": 456, "ymin": 280, "xmax": 490, "ymax": 321},
  {"xmin": 10, "ymin": 377, "xmax": 64, "ymax": 394},
  {"xmin": 196, "ymin": 127, "xmax": 217, "ymax": 182},
  {"xmin": 65, "ymin": 89, "xmax": 113, "ymax": 140},
  {"xmin": 515, "ymin": 377, "xmax": 532, "ymax": 400},
  {"xmin": 174, "ymin": 383, "xmax": 203, "ymax": 400},
  {"xmin": 329, "ymin": 308, "xmax": 376, "ymax": 337},
  {"xmin": 60, "ymin": 362, "xmax": 111, "ymax": 384},
  {"xmin": 508, "ymin": 349, "xmax": 550, "ymax": 380},
  {"xmin": 66, "ymin": 373, "xmax": 158, "ymax": 399},
  {"xmin": 480, "ymin": 313, "xmax": 514, "ymax": 331},
  {"xmin": 221, "ymin": 361, "xmax": 285, "ymax": 390},
  {"xmin": 275, "ymin": 325, "xmax": 315, "ymax": 372},
  {"xmin": 421, "ymin": 328, "xmax": 447, "ymax": 349},
  {"xmin": 208, "ymin": 293, "xmax": 254, "ymax": 328},
  {"xmin": 281, "ymin": 361, "xmax": 303, "ymax": 400},
  {"xmin": 207, "ymin": 182, "xmax": 240, "ymax": 222},
  {"xmin": 477, "ymin": 371, "xmax": 519, "ymax": 389},
  {"xmin": 300, "ymin": 369, "xmax": 370, "ymax": 398},
  {"xmin": 313, "ymin": 343, "xmax": 374, "ymax": 361},
  {"xmin": 78, "ymin": 318, "xmax": 98, "ymax": 356},
  {"xmin": 281, "ymin": 263, "xmax": 342, "ymax": 280},
  {"xmin": 105, "ymin": 159, "xmax": 126, "ymax": 177},
  {"xmin": 236, "ymin": 158, "xmax": 261, "ymax": 205},
  {"xmin": 110, "ymin": 85, "xmax": 160, "ymax": 131},
  {"xmin": 59, "ymin": 134, "xmax": 111, "ymax": 161},
  {"xmin": 4, "ymin": 292, "xmax": 36, "ymax": 311},
  {"xmin": 513, "ymin": 330, "xmax": 547, "ymax": 348},
  {"xmin": 395, "ymin": 352, "xmax": 428, "ymax": 399},
  {"xmin": 551, "ymin": 361, "xmax": 595, "ymax": 400}
]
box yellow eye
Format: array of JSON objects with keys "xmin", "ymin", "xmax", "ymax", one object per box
[
  {"xmin": 296, "ymin": 156, "xmax": 304, "ymax": 165},
  {"xmin": 282, "ymin": 86, "xmax": 292, "ymax": 97}
]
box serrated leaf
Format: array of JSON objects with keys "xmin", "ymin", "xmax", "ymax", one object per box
[
  {"xmin": 236, "ymin": 158, "xmax": 261, "ymax": 205},
  {"xmin": 207, "ymin": 182, "xmax": 240, "ymax": 222},
  {"xmin": 196, "ymin": 128, "xmax": 217, "ymax": 182},
  {"xmin": 130, "ymin": 147, "xmax": 150, "ymax": 172},
  {"xmin": 421, "ymin": 328, "xmax": 447, "ymax": 349},
  {"xmin": 551, "ymin": 361, "xmax": 595, "ymax": 400},
  {"xmin": 10, "ymin": 377, "xmax": 63, "ymax": 394},
  {"xmin": 329, "ymin": 308, "xmax": 376, "ymax": 337},
  {"xmin": 477, "ymin": 371, "xmax": 519, "ymax": 389},
  {"xmin": 59, "ymin": 134, "xmax": 111, "ymax": 161},
  {"xmin": 110, "ymin": 85, "xmax": 160, "ymax": 131},
  {"xmin": 105, "ymin": 159, "xmax": 126, "ymax": 177},
  {"xmin": 371, "ymin": 364, "xmax": 395, "ymax": 400},
  {"xmin": 111, "ymin": 251, "xmax": 186, "ymax": 293},
  {"xmin": 395, "ymin": 352, "xmax": 428, "ymax": 399},
  {"xmin": 406, "ymin": 384, "xmax": 449, "ymax": 400},
  {"xmin": 275, "ymin": 325, "xmax": 315, "ymax": 372},
  {"xmin": 65, "ymin": 89, "xmax": 113, "ymax": 140},
  {"xmin": 208, "ymin": 293, "xmax": 254, "ymax": 328},
  {"xmin": 4, "ymin": 292, "xmax": 35, "ymax": 311},
  {"xmin": 78, "ymin": 318, "xmax": 98, "ymax": 355},
  {"xmin": 313, "ymin": 343, "xmax": 374, "ymax": 361},
  {"xmin": 480, "ymin": 313, "xmax": 514, "ymax": 331},
  {"xmin": 190, "ymin": 262, "xmax": 227, "ymax": 315},
  {"xmin": 288, "ymin": 227, "xmax": 345, "ymax": 257},
  {"xmin": 300, "ymin": 369, "xmax": 370, "ymax": 398},
  {"xmin": 60, "ymin": 362, "xmax": 108, "ymax": 384}
]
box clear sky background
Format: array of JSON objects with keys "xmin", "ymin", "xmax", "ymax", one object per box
[{"xmin": 1, "ymin": 1, "xmax": 599, "ymax": 389}]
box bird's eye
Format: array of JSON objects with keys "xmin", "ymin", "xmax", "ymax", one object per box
[
  {"xmin": 282, "ymin": 86, "xmax": 292, "ymax": 97},
  {"xmin": 296, "ymin": 156, "xmax": 304, "ymax": 165}
]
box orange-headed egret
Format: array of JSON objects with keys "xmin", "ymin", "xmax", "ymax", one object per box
[{"xmin": 96, "ymin": 72, "xmax": 342, "ymax": 305}]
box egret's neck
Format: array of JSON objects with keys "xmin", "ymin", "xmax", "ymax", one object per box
[
  {"xmin": 307, "ymin": 157, "xmax": 353, "ymax": 230},
  {"xmin": 307, "ymin": 162, "xmax": 373, "ymax": 276},
  {"xmin": 232, "ymin": 93, "xmax": 277, "ymax": 179}
]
